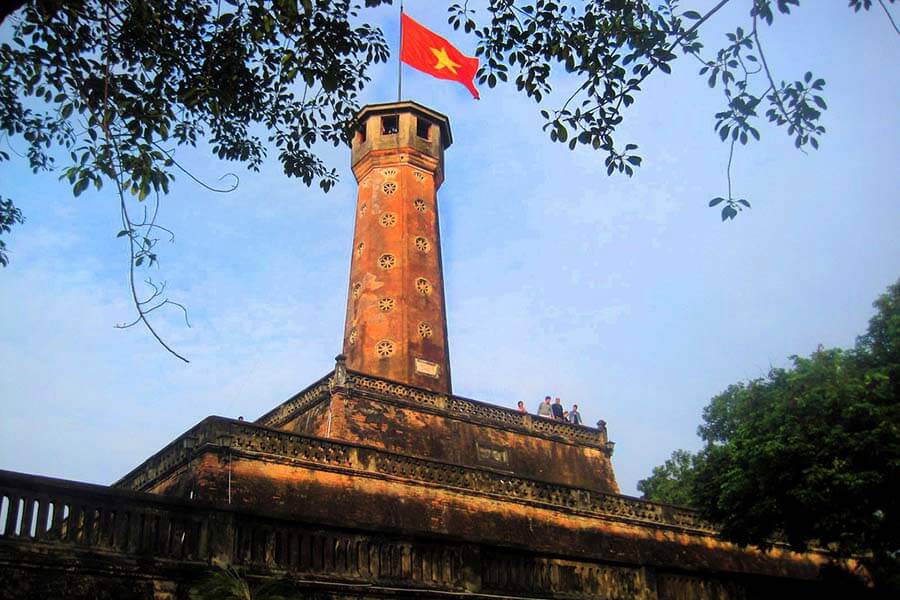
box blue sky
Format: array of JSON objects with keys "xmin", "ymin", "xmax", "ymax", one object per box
[{"xmin": 1, "ymin": 2, "xmax": 898, "ymax": 496}]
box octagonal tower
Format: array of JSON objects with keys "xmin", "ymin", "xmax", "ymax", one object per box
[{"xmin": 342, "ymin": 102, "xmax": 453, "ymax": 393}]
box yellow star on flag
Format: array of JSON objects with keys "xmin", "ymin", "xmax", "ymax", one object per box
[{"xmin": 430, "ymin": 46, "xmax": 461, "ymax": 75}]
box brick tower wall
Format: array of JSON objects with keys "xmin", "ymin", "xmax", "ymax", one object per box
[{"xmin": 342, "ymin": 103, "xmax": 453, "ymax": 394}]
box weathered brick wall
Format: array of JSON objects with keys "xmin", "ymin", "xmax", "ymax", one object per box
[
  {"xmin": 0, "ymin": 470, "xmax": 868, "ymax": 600},
  {"xmin": 319, "ymin": 390, "xmax": 618, "ymax": 493}
]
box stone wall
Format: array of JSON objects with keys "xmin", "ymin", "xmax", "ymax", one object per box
[
  {"xmin": 0, "ymin": 470, "xmax": 861, "ymax": 600},
  {"xmin": 251, "ymin": 369, "xmax": 618, "ymax": 492},
  {"xmin": 109, "ymin": 417, "xmax": 839, "ymax": 583}
]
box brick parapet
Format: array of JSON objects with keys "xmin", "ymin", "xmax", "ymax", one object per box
[
  {"xmin": 114, "ymin": 416, "xmax": 708, "ymax": 536},
  {"xmin": 254, "ymin": 368, "xmax": 613, "ymax": 453}
]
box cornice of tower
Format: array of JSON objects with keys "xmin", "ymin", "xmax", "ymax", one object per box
[
  {"xmin": 351, "ymin": 147, "xmax": 443, "ymax": 188},
  {"xmin": 354, "ymin": 101, "xmax": 452, "ymax": 148}
]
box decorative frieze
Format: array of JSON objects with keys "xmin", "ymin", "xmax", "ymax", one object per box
[
  {"xmin": 254, "ymin": 375, "xmax": 333, "ymax": 429},
  {"xmin": 348, "ymin": 372, "xmax": 445, "ymax": 409},
  {"xmin": 348, "ymin": 371, "xmax": 610, "ymax": 449}
]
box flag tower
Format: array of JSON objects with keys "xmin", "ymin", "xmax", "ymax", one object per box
[{"xmin": 342, "ymin": 102, "xmax": 454, "ymax": 394}]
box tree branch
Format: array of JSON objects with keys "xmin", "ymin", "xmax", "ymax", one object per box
[
  {"xmin": 751, "ymin": 13, "xmax": 791, "ymax": 124},
  {"xmin": 877, "ymin": 0, "xmax": 900, "ymax": 36}
]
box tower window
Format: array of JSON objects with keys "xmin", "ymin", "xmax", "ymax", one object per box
[
  {"xmin": 357, "ymin": 123, "xmax": 367, "ymax": 143},
  {"xmin": 381, "ymin": 115, "xmax": 399, "ymax": 135},
  {"xmin": 416, "ymin": 118, "xmax": 430, "ymax": 140}
]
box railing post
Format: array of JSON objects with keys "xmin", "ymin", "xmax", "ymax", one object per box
[
  {"xmin": 205, "ymin": 509, "xmax": 236, "ymax": 565},
  {"xmin": 460, "ymin": 543, "xmax": 482, "ymax": 593},
  {"xmin": 638, "ymin": 566, "xmax": 659, "ymax": 599},
  {"xmin": 20, "ymin": 495, "xmax": 35, "ymax": 538},
  {"xmin": 4, "ymin": 494, "xmax": 20, "ymax": 537}
]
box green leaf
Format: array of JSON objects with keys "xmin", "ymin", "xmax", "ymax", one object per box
[
  {"xmin": 709, "ymin": 197, "xmax": 726, "ymax": 207},
  {"xmin": 73, "ymin": 178, "xmax": 89, "ymax": 197},
  {"xmin": 683, "ymin": 11, "xmax": 702, "ymax": 20}
]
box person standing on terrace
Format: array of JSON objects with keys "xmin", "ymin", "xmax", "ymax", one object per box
[
  {"xmin": 537, "ymin": 396, "xmax": 553, "ymax": 417},
  {"xmin": 551, "ymin": 397, "xmax": 565, "ymax": 420},
  {"xmin": 568, "ymin": 404, "xmax": 582, "ymax": 425}
]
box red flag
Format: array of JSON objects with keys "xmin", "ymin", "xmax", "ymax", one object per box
[{"xmin": 400, "ymin": 13, "xmax": 480, "ymax": 100}]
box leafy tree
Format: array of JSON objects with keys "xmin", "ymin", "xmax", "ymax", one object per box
[
  {"xmin": 640, "ymin": 280, "xmax": 900, "ymax": 591},
  {"xmin": 0, "ymin": 195, "xmax": 24, "ymax": 267},
  {"xmin": 636, "ymin": 448, "xmax": 697, "ymax": 507},
  {"xmin": 190, "ymin": 563, "xmax": 297, "ymax": 600},
  {"xmin": 1, "ymin": 0, "xmax": 896, "ymax": 358},
  {"xmin": 1, "ymin": 0, "xmax": 390, "ymax": 360}
]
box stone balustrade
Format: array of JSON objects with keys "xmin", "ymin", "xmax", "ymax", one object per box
[
  {"xmin": 0, "ymin": 469, "xmax": 826, "ymax": 600},
  {"xmin": 0, "ymin": 469, "xmax": 651, "ymax": 598}
]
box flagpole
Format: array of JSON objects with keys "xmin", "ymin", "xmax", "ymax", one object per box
[{"xmin": 398, "ymin": 0, "xmax": 404, "ymax": 102}]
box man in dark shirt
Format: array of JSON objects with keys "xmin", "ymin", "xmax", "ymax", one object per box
[{"xmin": 551, "ymin": 397, "xmax": 565, "ymax": 420}]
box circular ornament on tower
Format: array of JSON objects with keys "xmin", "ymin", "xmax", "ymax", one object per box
[
  {"xmin": 378, "ymin": 298, "xmax": 395, "ymax": 312},
  {"xmin": 375, "ymin": 340, "xmax": 395, "ymax": 358},
  {"xmin": 414, "ymin": 198, "xmax": 426, "ymax": 212},
  {"xmin": 417, "ymin": 322, "xmax": 433, "ymax": 339},
  {"xmin": 380, "ymin": 212, "xmax": 397, "ymax": 227},
  {"xmin": 415, "ymin": 237, "xmax": 430, "ymax": 253},
  {"xmin": 383, "ymin": 182, "xmax": 397, "ymax": 195},
  {"xmin": 378, "ymin": 254, "xmax": 396, "ymax": 270},
  {"xmin": 415, "ymin": 277, "xmax": 432, "ymax": 295}
]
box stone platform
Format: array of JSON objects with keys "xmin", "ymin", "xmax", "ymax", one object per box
[{"xmin": 0, "ymin": 362, "xmax": 850, "ymax": 599}]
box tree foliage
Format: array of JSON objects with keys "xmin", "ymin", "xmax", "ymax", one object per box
[
  {"xmin": 640, "ymin": 280, "xmax": 900, "ymax": 590},
  {"xmin": 0, "ymin": 195, "xmax": 24, "ymax": 267},
  {"xmin": 1, "ymin": 0, "xmax": 390, "ymax": 359},
  {"xmin": 636, "ymin": 448, "xmax": 697, "ymax": 507},
  {"xmin": 189, "ymin": 563, "xmax": 297, "ymax": 600}
]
